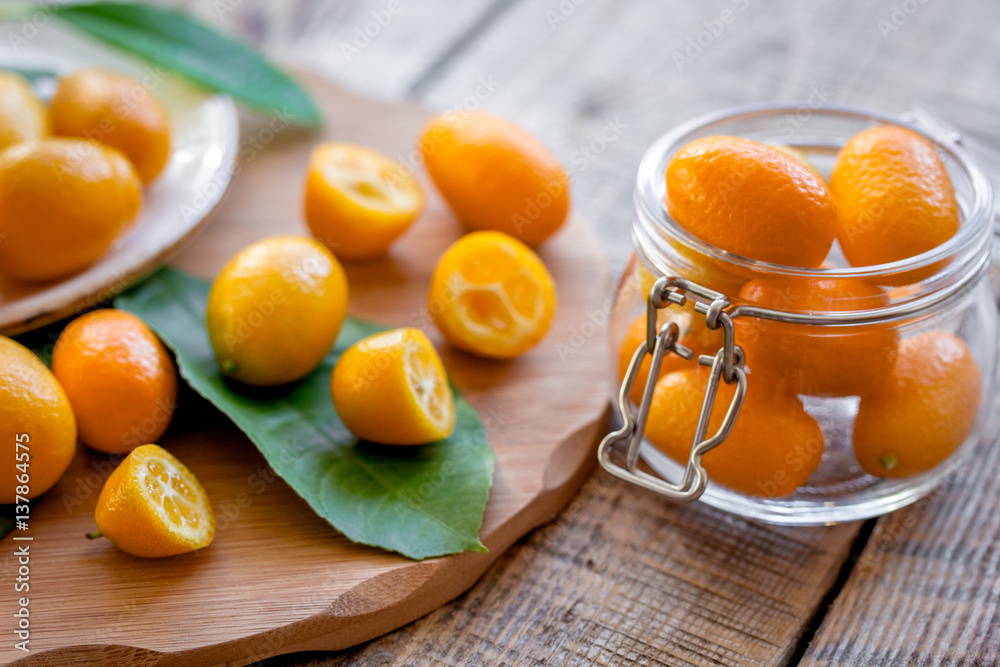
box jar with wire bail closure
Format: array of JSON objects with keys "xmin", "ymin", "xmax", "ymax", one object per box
[{"xmin": 601, "ymin": 103, "xmax": 997, "ymax": 525}]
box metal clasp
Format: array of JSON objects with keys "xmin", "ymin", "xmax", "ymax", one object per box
[{"xmin": 598, "ymin": 276, "xmax": 747, "ymax": 502}]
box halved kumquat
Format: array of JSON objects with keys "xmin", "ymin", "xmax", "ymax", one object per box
[{"xmin": 429, "ymin": 231, "xmax": 556, "ymax": 359}]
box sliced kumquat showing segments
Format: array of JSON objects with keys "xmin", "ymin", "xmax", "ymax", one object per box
[
  {"xmin": 332, "ymin": 327, "xmax": 455, "ymax": 445},
  {"xmin": 93, "ymin": 444, "xmax": 215, "ymax": 558},
  {"xmin": 429, "ymin": 231, "xmax": 556, "ymax": 359},
  {"xmin": 304, "ymin": 142, "xmax": 424, "ymax": 261},
  {"xmin": 403, "ymin": 333, "xmax": 454, "ymax": 436}
]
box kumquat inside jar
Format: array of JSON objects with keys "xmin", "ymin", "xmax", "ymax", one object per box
[{"xmin": 600, "ymin": 103, "xmax": 998, "ymax": 525}]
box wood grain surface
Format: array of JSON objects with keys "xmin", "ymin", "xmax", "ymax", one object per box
[
  {"xmin": 12, "ymin": 0, "xmax": 1000, "ymax": 664},
  {"xmin": 800, "ymin": 447, "xmax": 1000, "ymax": 665},
  {"xmin": 0, "ymin": 72, "xmax": 610, "ymax": 666},
  {"xmin": 172, "ymin": 2, "xmax": 1000, "ymax": 666},
  {"xmin": 268, "ymin": 479, "xmax": 860, "ymax": 667}
]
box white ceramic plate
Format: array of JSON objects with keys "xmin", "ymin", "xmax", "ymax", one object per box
[{"xmin": 0, "ymin": 23, "xmax": 239, "ymax": 335}]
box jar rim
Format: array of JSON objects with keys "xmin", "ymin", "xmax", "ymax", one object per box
[{"xmin": 633, "ymin": 102, "xmax": 994, "ymax": 321}]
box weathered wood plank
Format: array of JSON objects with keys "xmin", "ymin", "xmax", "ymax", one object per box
[
  {"xmin": 261, "ymin": 472, "xmax": 860, "ymax": 666},
  {"xmin": 414, "ymin": 0, "xmax": 1000, "ymax": 267},
  {"xmin": 180, "ymin": 0, "xmax": 511, "ymax": 101},
  {"xmin": 799, "ymin": 447, "xmax": 1000, "ymax": 665}
]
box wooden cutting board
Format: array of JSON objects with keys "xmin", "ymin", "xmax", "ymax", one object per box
[{"xmin": 1, "ymin": 72, "xmax": 611, "ymax": 666}]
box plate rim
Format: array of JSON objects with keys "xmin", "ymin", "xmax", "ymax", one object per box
[{"xmin": 0, "ymin": 92, "xmax": 240, "ymax": 336}]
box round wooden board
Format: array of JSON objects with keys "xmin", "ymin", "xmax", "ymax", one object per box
[{"xmin": 2, "ymin": 72, "xmax": 611, "ymax": 666}]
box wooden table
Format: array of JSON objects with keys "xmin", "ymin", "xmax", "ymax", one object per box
[{"xmin": 175, "ymin": 1, "xmax": 1000, "ymax": 664}]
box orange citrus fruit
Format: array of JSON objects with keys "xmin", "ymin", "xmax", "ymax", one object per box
[
  {"xmin": 419, "ymin": 111, "xmax": 570, "ymax": 246},
  {"xmin": 831, "ymin": 125, "xmax": 959, "ymax": 268},
  {"xmin": 665, "ymin": 135, "xmax": 838, "ymax": 267},
  {"xmin": 429, "ymin": 231, "xmax": 556, "ymax": 359},
  {"xmin": 618, "ymin": 308, "xmax": 723, "ymax": 405},
  {"xmin": 332, "ymin": 327, "xmax": 455, "ymax": 445},
  {"xmin": 50, "ymin": 67, "xmax": 171, "ymax": 183},
  {"xmin": 0, "ymin": 71, "xmax": 47, "ymax": 151},
  {"xmin": 635, "ymin": 261, "xmax": 660, "ymax": 300},
  {"xmin": 853, "ymin": 331, "xmax": 981, "ymax": 478},
  {"xmin": 0, "ymin": 335, "xmax": 77, "ymax": 503},
  {"xmin": 303, "ymin": 142, "xmax": 425, "ymax": 261},
  {"xmin": 0, "ymin": 138, "xmax": 142, "ymax": 283},
  {"xmin": 771, "ymin": 144, "xmax": 822, "ymax": 178},
  {"xmin": 633, "ymin": 217, "xmax": 751, "ymax": 298},
  {"xmin": 207, "ymin": 236, "xmax": 349, "ymax": 386},
  {"xmin": 52, "ymin": 309, "xmax": 178, "ymax": 454},
  {"xmin": 94, "ymin": 444, "xmax": 215, "ymax": 558},
  {"xmin": 645, "ymin": 368, "xmax": 824, "ymax": 497},
  {"xmin": 736, "ymin": 275, "xmax": 896, "ymax": 397}
]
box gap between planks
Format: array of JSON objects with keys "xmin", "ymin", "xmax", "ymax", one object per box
[
  {"xmin": 784, "ymin": 518, "xmax": 879, "ymax": 666},
  {"xmin": 404, "ymin": 0, "xmax": 526, "ymax": 99}
]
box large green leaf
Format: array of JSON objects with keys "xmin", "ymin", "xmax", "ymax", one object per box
[
  {"xmin": 115, "ymin": 269, "xmax": 494, "ymax": 560},
  {"xmin": 52, "ymin": 2, "xmax": 321, "ymax": 127}
]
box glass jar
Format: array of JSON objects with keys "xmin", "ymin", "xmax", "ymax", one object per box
[{"xmin": 600, "ymin": 103, "xmax": 997, "ymax": 525}]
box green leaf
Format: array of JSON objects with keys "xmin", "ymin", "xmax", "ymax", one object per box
[
  {"xmin": 52, "ymin": 2, "xmax": 321, "ymax": 127},
  {"xmin": 115, "ymin": 268, "xmax": 494, "ymax": 560}
]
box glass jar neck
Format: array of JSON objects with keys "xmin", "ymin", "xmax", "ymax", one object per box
[{"xmin": 631, "ymin": 104, "xmax": 995, "ymax": 324}]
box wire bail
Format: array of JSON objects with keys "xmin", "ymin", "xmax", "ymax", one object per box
[{"xmin": 598, "ymin": 276, "xmax": 747, "ymax": 502}]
